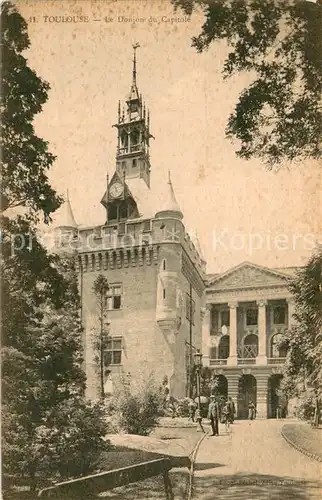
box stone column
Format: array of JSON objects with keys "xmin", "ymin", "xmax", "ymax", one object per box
[
  {"xmin": 256, "ymin": 300, "xmax": 268, "ymax": 365},
  {"xmin": 256, "ymin": 374, "xmax": 269, "ymax": 418},
  {"xmin": 226, "ymin": 374, "xmax": 240, "ymax": 418},
  {"xmin": 287, "ymin": 298, "xmax": 295, "ymax": 329},
  {"xmin": 201, "ymin": 304, "xmax": 212, "ymax": 367},
  {"xmin": 227, "ymin": 302, "xmax": 238, "ymax": 366}
]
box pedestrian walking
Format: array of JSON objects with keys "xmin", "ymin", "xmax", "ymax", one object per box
[
  {"xmin": 248, "ymin": 401, "xmax": 256, "ymax": 420},
  {"xmin": 195, "ymin": 407, "xmax": 205, "ymax": 433},
  {"xmin": 208, "ymin": 395, "xmax": 220, "ymax": 436},
  {"xmin": 188, "ymin": 400, "xmax": 196, "ymax": 422},
  {"xmin": 221, "ymin": 401, "xmax": 233, "ymax": 433},
  {"xmin": 227, "ymin": 396, "xmax": 236, "ymax": 423}
]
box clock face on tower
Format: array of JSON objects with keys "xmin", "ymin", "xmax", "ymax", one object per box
[{"xmin": 110, "ymin": 182, "xmax": 123, "ymax": 199}]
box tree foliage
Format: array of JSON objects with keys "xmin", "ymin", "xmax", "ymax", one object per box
[
  {"xmin": 280, "ymin": 246, "xmax": 322, "ymax": 423},
  {"xmin": 1, "ymin": 1, "xmax": 62, "ymax": 220},
  {"xmin": 1, "ymin": 3, "xmax": 109, "ymax": 490},
  {"xmin": 173, "ymin": 0, "xmax": 322, "ymax": 167},
  {"xmin": 2, "ymin": 253, "xmax": 109, "ymax": 489}
]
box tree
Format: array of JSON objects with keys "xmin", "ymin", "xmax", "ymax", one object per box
[
  {"xmin": 1, "ymin": 0, "xmax": 62, "ymax": 221},
  {"xmin": 172, "ymin": 0, "xmax": 322, "ymax": 167},
  {"xmin": 280, "ymin": 247, "xmax": 322, "ymax": 425},
  {"xmin": 2, "ymin": 255, "xmax": 109, "ymax": 491},
  {"xmin": 92, "ymin": 274, "xmax": 110, "ymax": 400},
  {"xmin": 1, "ymin": 3, "xmax": 109, "ymax": 491}
]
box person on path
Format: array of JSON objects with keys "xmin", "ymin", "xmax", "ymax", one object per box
[
  {"xmin": 195, "ymin": 407, "xmax": 205, "ymax": 433},
  {"xmin": 248, "ymin": 401, "xmax": 256, "ymax": 420},
  {"xmin": 227, "ymin": 396, "xmax": 236, "ymax": 423},
  {"xmin": 222, "ymin": 401, "xmax": 233, "ymax": 433},
  {"xmin": 188, "ymin": 400, "xmax": 196, "ymax": 422},
  {"xmin": 208, "ymin": 395, "xmax": 220, "ymax": 436}
]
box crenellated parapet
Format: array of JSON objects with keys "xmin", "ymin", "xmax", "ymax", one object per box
[
  {"xmin": 72, "ymin": 214, "xmax": 206, "ymax": 281},
  {"xmin": 75, "ymin": 245, "xmax": 159, "ymax": 273}
]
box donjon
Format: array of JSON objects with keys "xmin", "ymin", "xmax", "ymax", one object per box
[{"xmin": 54, "ymin": 46, "xmax": 206, "ymax": 400}]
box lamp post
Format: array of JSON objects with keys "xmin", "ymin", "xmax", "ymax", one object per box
[{"xmin": 194, "ymin": 349, "xmax": 203, "ymax": 411}]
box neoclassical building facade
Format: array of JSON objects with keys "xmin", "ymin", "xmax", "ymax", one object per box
[{"xmin": 202, "ymin": 262, "xmax": 297, "ymax": 418}]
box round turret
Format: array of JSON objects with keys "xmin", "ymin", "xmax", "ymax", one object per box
[{"xmin": 155, "ymin": 171, "xmax": 183, "ymax": 220}]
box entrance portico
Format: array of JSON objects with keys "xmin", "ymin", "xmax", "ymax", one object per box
[{"xmin": 203, "ymin": 262, "xmax": 298, "ymax": 418}]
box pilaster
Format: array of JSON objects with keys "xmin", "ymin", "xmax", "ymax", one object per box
[
  {"xmin": 227, "ymin": 302, "xmax": 238, "ymax": 366},
  {"xmin": 225, "ymin": 374, "xmax": 239, "ymax": 416},
  {"xmin": 286, "ymin": 298, "xmax": 295, "ymax": 328},
  {"xmin": 256, "ymin": 373, "xmax": 269, "ymax": 418},
  {"xmin": 201, "ymin": 304, "xmax": 211, "ymax": 367},
  {"xmin": 256, "ymin": 300, "xmax": 267, "ymax": 365}
]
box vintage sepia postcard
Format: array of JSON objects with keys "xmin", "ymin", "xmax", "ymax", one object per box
[{"xmin": 1, "ymin": 0, "xmax": 321, "ymax": 498}]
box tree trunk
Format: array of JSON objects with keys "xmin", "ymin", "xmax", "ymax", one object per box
[
  {"xmin": 100, "ymin": 327, "xmax": 105, "ymax": 400},
  {"xmin": 100, "ymin": 295, "xmax": 105, "ymax": 400}
]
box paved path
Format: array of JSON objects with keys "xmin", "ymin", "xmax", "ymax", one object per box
[{"xmin": 193, "ymin": 419, "xmax": 321, "ymax": 499}]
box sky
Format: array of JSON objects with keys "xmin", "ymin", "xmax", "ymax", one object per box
[{"xmin": 16, "ymin": 0, "xmax": 321, "ymax": 273}]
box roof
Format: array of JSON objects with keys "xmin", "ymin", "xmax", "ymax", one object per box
[
  {"xmin": 155, "ymin": 172, "xmax": 183, "ymax": 220},
  {"xmin": 190, "ymin": 231, "xmax": 206, "ymax": 262},
  {"xmin": 206, "ymin": 263, "xmax": 301, "ymax": 283},
  {"xmin": 272, "ymin": 267, "xmax": 300, "ymax": 276},
  {"xmin": 206, "ymin": 261, "xmax": 294, "ymax": 287},
  {"xmin": 52, "ymin": 195, "xmax": 78, "ymax": 229},
  {"xmin": 126, "ymin": 177, "xmax": 158, "ymax": 219}
]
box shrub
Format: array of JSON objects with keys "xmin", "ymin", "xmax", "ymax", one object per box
[
  {"xmin": 176, "ymin": 397, "xmax": 192, "ymax": 417},
  {"xmin": 295, "ymin": 393, "xmax": 316, "ymax": 421},
  {"xmin": 111, "ymin": 373, "xmax": 164, "ymax": 435}
]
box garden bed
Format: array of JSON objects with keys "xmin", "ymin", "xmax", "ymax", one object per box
[
  {"xmin": 282, "ymin": 423, "xmax": 322, "ymax": 462},
  {"xmin": 3, "ymin": 425, "xmax": 200, "ymax": 499}
]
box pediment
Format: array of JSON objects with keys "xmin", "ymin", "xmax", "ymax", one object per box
[{"xmin": 207, "ymin": 262, "xmax": 290, "ymax": 290}]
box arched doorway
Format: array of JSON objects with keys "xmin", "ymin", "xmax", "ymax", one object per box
[
  {"xmin": 268, "ymin": 374, "xmax": 287, "ymax": 418},
  {"xmin": 243, "ymin": 334, "xmax": 258, "ymax": 358},
  {"xmin": 218, "ymin": 335, "xmax": 230, "ymax": 359},
  {"xmin": 238, "ymin": 374, "xmax": 257, "ymax": 418}
]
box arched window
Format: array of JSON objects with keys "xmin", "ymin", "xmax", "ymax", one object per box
[
  {"xmin": 243, "ymin": 334, "xmax": 258, "ymax": 358},
  {"xmin": 162, "ymin": 259, "xmax": 166, "ymax": 270},
  {"xmin": 271, "ymin": 334, "xmax": 287, "ymax": 358}
]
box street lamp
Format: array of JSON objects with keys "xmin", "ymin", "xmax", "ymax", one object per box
[{"xmin": 194, "ymin": 349, "xmax": 203, "ymax": 411}]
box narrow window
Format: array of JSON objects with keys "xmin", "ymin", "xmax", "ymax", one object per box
[
  {"xmin": 163, "ymin": 288, "xmax": 166, "ymax": 299},
  {"xmin": 105, "ymin": 337, "xmax": 123, "ymax": 365},
  {"xmin": 105, "ymin": 284, "xmax": 122, "ymax": 310}
]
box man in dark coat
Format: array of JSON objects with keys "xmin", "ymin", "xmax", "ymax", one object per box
[
  {"xmin": 228, "ymin": 396, "xmax": 236, "ymax": 423},
  {"xmin": 208, "ymin": 395, "xmax": 220, "ymax": 436}
]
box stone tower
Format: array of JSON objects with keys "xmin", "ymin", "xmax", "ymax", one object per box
[{"xmin": 74, "ymin": 46, "xmax": 206, "ymax": 400}]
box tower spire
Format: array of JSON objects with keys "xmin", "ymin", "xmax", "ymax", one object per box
[
  {"xmin": 128, "ymin": 43, "xmax": 140, "ymax": 102},
  {"xmin": 132, "ymin": 42, "xmax": 140, "ymax": 86},
  {"xmin": 109, "ymin": 44, "xmax": 152, "ymax": 190}
]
